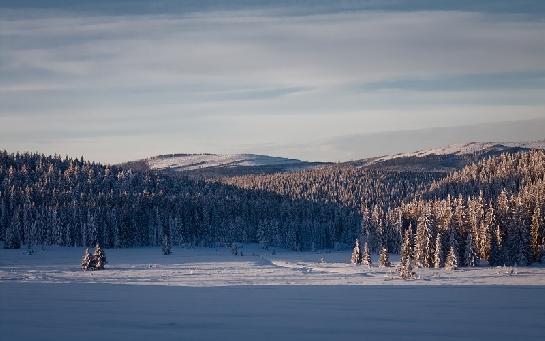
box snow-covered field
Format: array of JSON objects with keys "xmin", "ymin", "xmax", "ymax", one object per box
[
  {"xmin": 1, "ymin": 245, "xmax": 545, "ymax": 286},
  {"xmin": 2, "ymin": 245, "xmax": 545, "ymax": 340}
]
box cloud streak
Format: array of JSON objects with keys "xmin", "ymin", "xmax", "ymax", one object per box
[{"xmin": 1, "ymin": 2, "xmax": 544, "ymax": 162}]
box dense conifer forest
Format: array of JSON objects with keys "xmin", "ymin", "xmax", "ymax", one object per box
[{"xmin": 1, "ymin": 149, "xmax": 544, "ymax": 267}]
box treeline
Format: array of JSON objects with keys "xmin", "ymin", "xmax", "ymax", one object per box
[
  {"xmin": 1, "ymin": 149, "xmax": 544, "ymax": 267},
  {"xmin": 392, "ymin": 151, "xmax": 545, "ymax": 267},
  {"xmin": 0, "ymin": 151, "xmax": 360, "ymax": 250}
]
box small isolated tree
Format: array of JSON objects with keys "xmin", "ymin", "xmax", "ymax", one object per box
[
  {"xmin": 93, "ymin": 243, "xmax": 107, "ymax": 270},
  {"xmin": 351, "ymin": 239, "xmax": 362, "ymax": 265},
  {"xmin": 464, "ymin": 233, "xmax": 479, "ymax": 267},
  {"xmin": 362, "ymin": 241, "xmax": 372, "ymax": 267},
  {"xmin": 445, "ymin": 246, "xmax": 458, "ymax": 271},
  {"xmin": 434, "ymin": 233, "xmax": 443, "ymax": 269},
  {"xmin": 161, "ymin": 234, "xmax": 172, "ymax": 255},
  {"xmin": 231, "ymin": 242, "xmax": 238, "ymax": 256},
  {"xmin": 379, "ymin": 246, "xmax": 391, "ymax": 267},
  {"xmin": 81, "ymin": 248, "xmax": 91, "ymax": 271},
  {"xmin": 399, "ymin": 229, "xmax": 416, "ymax": 280}
]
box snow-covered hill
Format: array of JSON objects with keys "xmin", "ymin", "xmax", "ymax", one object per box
[
  {"xmin": 124, "ymin": 153, "xmax": 327, "ymax": 176},
  {"xmin": 342, "ymin": 139, "xmax": 545, "ymax": 172},
  {"xmin": 373, "ymin": 140, "xmax": 545, "ymax": 163}
]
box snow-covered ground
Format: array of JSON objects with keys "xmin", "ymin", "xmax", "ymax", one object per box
[
  {"xmin": 1, "ymin": 244, "xmax": 544, "ymax": 286},
  {"xmin": 2, "ymin": 245, "xmax": 545, "ymax": 340}
]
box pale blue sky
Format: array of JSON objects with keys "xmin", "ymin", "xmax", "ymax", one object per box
[{"xmin": 1, "ymin": 1, "xmax": 544, "ymax": 162}]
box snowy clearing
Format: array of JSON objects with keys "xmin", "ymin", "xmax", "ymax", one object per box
[{"xmin": 1, "ymin": 245, "xmax": 545, "ymax": 286}]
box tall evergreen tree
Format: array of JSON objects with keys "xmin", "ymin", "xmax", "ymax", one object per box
[
  {"xmin": 531, "ymin": 207, "xmax": 543, "ymax": 263},
  {"xmin": 433, "ymin": 233, "xmax": 443, "ymax": 269},
  {"xmin": 362, "ymin": 241, "xmax": 372, "ymax": 267}
]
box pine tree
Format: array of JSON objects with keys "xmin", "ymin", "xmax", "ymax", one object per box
[
  {"xmin": 81, "ymin": 248, "xmax": 91, "ymax": 271},
  {"xmin": 464, "ymin": 233, "xmax": 478, "ymax": 267},
  {"xmin": 445, "ymin": 246, "xmax": 458, "ymax": 270},
  {"xmin": 161, "ymin": 234, "xmax": 172, "ymax": 255},
  {"xmin": 4, "ymin": 210, "xmax": 21, "ymax": 249},
  {"xmin": 379, "ymin": 246, "xmax": 391, "ymax": 267},
  {"xmin": 362, "ymin": 241, "xmax": 372, "ymax": 267},
  {"xmin": 415, "ymin": 211, "xmax": 432, "ymax": 268},
  {"xmin": 351, "ymin": 238, "xmax": 362, "ymax": 265},
  {"xmin": 399, "ymin": 229, "xmax": 416, "ymax": 279},
  {"xmin": 531, "ymin": 207, "xmax": 543, "ymax": 263},
  {"xmin": 433, "ymin": 233, "xmax": 443, "ymax": 269},
  {"xmin": 93, "ymin": 243, "xmax": 107, "ymax": 270}
]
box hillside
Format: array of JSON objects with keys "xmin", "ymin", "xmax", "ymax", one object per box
[
  {"xmin": 349, "ymin": 140, "xmax": 545, "ymax": 172},
  {"xmin": 122, "ymin": 153, "xmax": 328, "ymax": 177}
]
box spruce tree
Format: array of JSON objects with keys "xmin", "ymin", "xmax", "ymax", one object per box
[
  {"xmin": 4, "ymin": 209, "xmax": 21, "ymax": 249},
  {"xmin": 464, "ymin": 233, "xmax": 478, "ymax": 267},
  {"xmin": 81, "ymin": 248, "xmax": 91, "ymax": 271},
  {"xmin": 93, "ymin": 243, "xmax": 107, "ymax": 270},
  {"xmin": 161, "ymin": 234, "xmax": 172, "ymax": 255},
  {"xmin": 445, "ymin": 246, "xmax": 458, "ymax": 270},
  {"xmin": 531, "ymin": 207, "xmax": 543, "ymax": 263},
  {"xmin": 399, "ymin": 229, "xmax": 416, "ymax": 279},
  {"xmin": 351, "ymin": 238, "xmax": 362, "ymax": 265},
  {"xmin": 379, "ymin": 246, "xmax": 391, "ymax": 267},
  {"xmin": 362, "ymin": 241, "xmax": 372, "ymax": 267},
  {"xmin": 433, "ymin": 233, "xmax": 443, "ymax": 269}
]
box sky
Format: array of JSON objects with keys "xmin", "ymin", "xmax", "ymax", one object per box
[{"xmin": 1, "ymin": 0, "xmax": 545, "ymax": 163}]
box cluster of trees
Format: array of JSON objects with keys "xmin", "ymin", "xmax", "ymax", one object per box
[
  {"xmin": 0, "ymin": 151, "xmax": 360, "ymax": 250},
  {"xmin": 388, "ymin": 151, "xmax": 545, "ymax": 268},
  {"xmin": 1, "ymin": 148, "xmax": 543, "ymax": 269},
  {"xmin": 81, "ymin": 244, "xmax": 107, "ymax": 270}
]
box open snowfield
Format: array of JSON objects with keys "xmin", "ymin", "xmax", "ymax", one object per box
[
  {"xmin": 2, "ymin": 245, "xmax": 545, "ymax": 286},
  {"xmin": 2, "ymin": 245, "xmax": 545, "ymax": 340}
]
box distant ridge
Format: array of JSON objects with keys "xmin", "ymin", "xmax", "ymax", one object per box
[{"xmin": 122, "ymin": 153, "xmax": 328, "ymax": 177}]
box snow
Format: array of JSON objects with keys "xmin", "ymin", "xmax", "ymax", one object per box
[
  {"xmin": 2, "ymin": 246, "xmax": 545, "ymax": 340},
  {"xmin": 1, "ymin": 244, "xmax": 545, "ymax": 286},
  {"xmin": 145, "ymin": 153, "xmax": 315, "ymax": 171},
  {"xmin": 371, "ymin": 140, "xmax": 545, "ymax": 164}
]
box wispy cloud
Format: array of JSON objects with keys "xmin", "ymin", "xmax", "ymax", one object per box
[{"xmin": 1, "ymin": 2, "xmax": 544, "ymax": 162}]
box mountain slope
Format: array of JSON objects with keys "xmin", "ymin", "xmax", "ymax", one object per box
[
  {"xmin": 348, "ymin": 140, "xmax": 545, "ymax": 172},
  {"xmin": 123, "ymin": 153, "xmax": 328, "ymax": 177}
]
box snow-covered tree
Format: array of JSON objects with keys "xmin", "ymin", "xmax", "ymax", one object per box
[
  {"xmin": 379, "ymin": 246, "xmax": 391, "ymax": 267},
  {"xmin": 531, "ymin": 207, "xmax": 543, "ymax": 263},
  {"xmin": 81, "ymin": 248, "xmax": 91, "ymax": 271},
  {"xmin": 445, "ymin": 246, "xmax": 458, "ymax": 271},
  {"xmin": 93, "ymin": 243, "xmax": 107, "ymax": 270},
  {"xmin": 464, "ymin": 233, "xmax": 478, "ymax": 267},
  {"xmin": 433, "ymin": 233, "xmax": 443, "ymax": 269},
  {"xmin": 161, "ymin": 234, "xmax": 171, "ymax": 255},
  {"xmin": 351, "ymin": 238, "xmax": 362, "ymax": 265},
  {"xmin": 399, "ymin": 229, "xmax": 416, "ymax": 279},
  {"xmin": 362, "ymin": 241, "xmax": 372, "ymax": 267}
]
